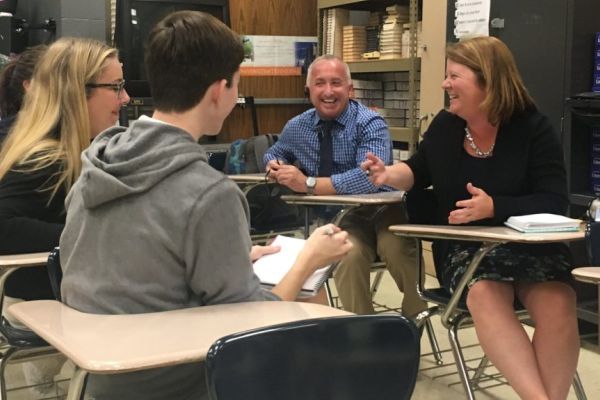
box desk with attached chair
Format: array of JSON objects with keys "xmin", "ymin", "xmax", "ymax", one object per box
[
  {"xmin": 0, "ymin": 251, "xmax": 55, "ymax": 399},
  {"xmin": 8, "ymin": 300, "xmax": 351, "ymax": 400},
  {"xmin": 281, "ymin": 191, "xmax": 406, "ymax": 308},
  {"xmin": 390, "ymin": 223, "xmax": 587, "ymax": 399},
  {"xmin": 572, "ymin": 267, "xmax": 600, "ymax": 349}
]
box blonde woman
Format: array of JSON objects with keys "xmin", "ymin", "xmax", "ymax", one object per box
[{"xmin": 0, "ymin": 37, "xmax": 129, "ymax": 396}]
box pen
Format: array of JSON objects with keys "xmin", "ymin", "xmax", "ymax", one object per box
[
  {"xmin": 265, "ymin": 160, "xmax": 282, "ymax": 181},
  {"xmin": 323, "ymin": 227, "xmax": 335, "ymax": 236}
]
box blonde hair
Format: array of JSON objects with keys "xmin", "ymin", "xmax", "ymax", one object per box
[
  {"xmin": 0, "ymin": 37, "xmax": 117, "ymax": 199},
  {"xmin": 446, "ymin": 36, "xmax": 534, "ymax": 125}
]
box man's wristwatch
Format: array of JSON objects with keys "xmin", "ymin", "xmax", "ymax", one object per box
[{"xmin": 306, "ymin": 176, "xmax": 317, "ymax": 195}]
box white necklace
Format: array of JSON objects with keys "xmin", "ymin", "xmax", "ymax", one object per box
[{"xmin": 464, "ymin": 127, "xmax": 494, "ymax": 158}]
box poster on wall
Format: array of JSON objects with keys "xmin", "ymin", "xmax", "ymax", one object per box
[
  {"xmin": 240, "ymin": 35, "xmax": 318, "ymax": 77},
  {"xmin": 453, "ymin": 0, "xmax": 490, "ymax": 39}
]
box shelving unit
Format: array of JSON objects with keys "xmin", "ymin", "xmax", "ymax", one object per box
[{"xmin": 316, "ymin": 0, "xmax": 421, "ymax": 155}]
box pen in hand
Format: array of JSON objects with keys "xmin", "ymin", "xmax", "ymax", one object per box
[
  {"xmin": 265, "ymin": 160, "xmax": 283, "ymax": 181},
  {"xmin": 323, "ymin": 227, "xmax": 335, "ymax": 236}
]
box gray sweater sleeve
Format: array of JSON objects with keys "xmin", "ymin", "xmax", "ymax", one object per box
[{"xmin": 183, "ymin": 179, "xmax": 278, "ymax": 304}]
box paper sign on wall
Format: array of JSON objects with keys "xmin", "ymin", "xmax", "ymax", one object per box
[
  {"xmin": 240, "ymin": 35, "xmax": 317, "ymax": 76},
  {"xmin": 453, "ymin": 0, "xmax": 491, "ymax": 39}
]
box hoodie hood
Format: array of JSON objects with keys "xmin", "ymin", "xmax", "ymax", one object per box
[{"xmin": 78, "ymin": 118, "xmax": 207, "ymax": 209}]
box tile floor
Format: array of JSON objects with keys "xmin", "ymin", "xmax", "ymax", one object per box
[
  {"xmin": 370, "ymin": 271, "xmax": 600, "ymax": 400},
  {"xmin": 3, "ymin": 270, "xmax": 599, "ymax": 399}
]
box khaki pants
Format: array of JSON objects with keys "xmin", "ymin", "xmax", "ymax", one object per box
[{"xmin": 333, "ymin": 203, "xmax": 426, "ymax": 316}]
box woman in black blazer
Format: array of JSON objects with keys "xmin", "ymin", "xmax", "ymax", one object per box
[{"xmin": 363, "ymin": 36, "xmax": 578, "ymax": 400}]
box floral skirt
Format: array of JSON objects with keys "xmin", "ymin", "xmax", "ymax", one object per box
[{"xmin": 441, "ymin": 242, "xmax": 572, "ymax": 294}]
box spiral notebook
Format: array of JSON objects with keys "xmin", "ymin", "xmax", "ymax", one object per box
[
  {"xmin": 252, "ymin": 235, "xmax": 333, "ymax": 295},
  {"xmin": 504, "ymin": 213, "xmax": 580, "ymax": 233}
]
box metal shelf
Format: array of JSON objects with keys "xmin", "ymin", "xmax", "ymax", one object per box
[
  {"xmin": 318, "ymin": 0, "xmax": 367, "ymax": 7},
  {"xmin": 389, "ymin": 127, "xmax": 417, "ymax": 142},
  {"xmin": 347, "ymin": 58, "xmax": 421, "ymax": 74}
]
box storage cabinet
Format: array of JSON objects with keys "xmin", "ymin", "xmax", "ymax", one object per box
[
  {"xmin": 446, "ymin": 0, "xmax": 599, "ymax": 137},
  {"xmin": 565, "ymin": 95, "xmax": 600, "ymax": 208}
]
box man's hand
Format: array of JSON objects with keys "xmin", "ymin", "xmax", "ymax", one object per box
[
  {"xmin": 271, "ymin": 164, "xmax": 307, "ymax": 193},
  {"xmin": 448, "ymin": 182, "xmax": 494, "ymax": 224}
]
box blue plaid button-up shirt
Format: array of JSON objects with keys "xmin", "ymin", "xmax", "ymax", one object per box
[{"xmin": 264, "ymin": 100, "xmax": 393, "ymax": 194}]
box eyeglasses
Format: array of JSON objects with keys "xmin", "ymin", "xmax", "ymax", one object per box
[{"xmin": 86, "ymin": 80, "xmax": 126, "ymax": 98}]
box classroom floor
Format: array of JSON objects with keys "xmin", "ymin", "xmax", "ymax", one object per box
[
  {"xmin": 3, "ymin": 271, "xmax": 599, "ymax": 399},
  {"xmin": 371, "ymin": 271, "xmax": 600, "ymax": 400}
]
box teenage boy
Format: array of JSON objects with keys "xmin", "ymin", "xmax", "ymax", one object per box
[{"xmin": 60, "ymin": 11, "xmax": 351, "ymax": 400}]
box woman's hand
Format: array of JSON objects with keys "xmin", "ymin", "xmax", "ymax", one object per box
[
  {"xmin": 361, "ymin": 152, "xmax": 387, "ymax": 186},
  {"xmin": 448, "ymin": 182, "xmax": 494, "ymax": 224},
  {"xmin": 249, "ymin": 244, "xmax": 281, "ymax": 262}
]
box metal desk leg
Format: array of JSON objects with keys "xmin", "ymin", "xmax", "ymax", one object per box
[
  {"xmin": 66, "ymin": 367, "xmax": 88, "ymax": 400},
  {"xmin": 303, "ymin": 206, "xmax": 310, "ymax": 239}
]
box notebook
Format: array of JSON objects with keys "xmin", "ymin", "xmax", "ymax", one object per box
[
  {"xmin": 252, "ymin": 235, "xmax": 333, "ymax": 295},
  {"xmin": 504, "ymin": 213, "xmax": 580, "ymax": 233}
]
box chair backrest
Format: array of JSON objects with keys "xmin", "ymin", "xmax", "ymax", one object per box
[
  {"xmin": 405, "ymin": 187, "xmax": 447, "ymax": 279},
  {"xmin": 244, "ymin": 183, "xmax": 305, "ymax": 233},
  {"xmin": 205, "ymin": 314, "xmax": 420, "ymax": 400},
  {"xmin": 46, "ymin": 247, "xmax": 62, "ymax": 302}
]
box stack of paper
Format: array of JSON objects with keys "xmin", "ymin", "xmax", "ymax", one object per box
[
  {"xmin": 379, "ymin": 5, "xmax": 408, "ymax": 60},
  {"xmin": 342, "ymin": 25, "xmax": 366, "ymax": 61},
  {"xmin": 504, "ymin": 214, "xmax": 580, "ymax": 233},
  {"xmin": 252, "ymin": 235, "xmax": 333, "ymax": 295}
]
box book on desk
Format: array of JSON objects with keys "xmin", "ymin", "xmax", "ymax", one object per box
[
  {"xmin": 504, "ymin": 213, "xmax": 581, "ymax": 233},
  {"xmin": 252, "ymin": 235, "xmax": 332, "ymax": 296}
]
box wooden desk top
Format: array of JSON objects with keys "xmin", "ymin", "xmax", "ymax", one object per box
[
  {"xmin": 281, "ymin": 191, "xmax": 405, "ymax": 206},
  {"xmin": 571, "ymin": 267, "xmax": 600, "ymax": 284},
  {"xmin": 227, "ymin": 173, "xmax": 265, "ymax": 183},
  {"xmin": 0, "ymin": 252, "xmax": 50, "ymax": 268},
  {"xmin": 389, "ymin": 224, "xmax": 585, "ymax": 244},
  {"xmin": 8, "ymin": 300, "xmax": 352, "ymax": 374}
]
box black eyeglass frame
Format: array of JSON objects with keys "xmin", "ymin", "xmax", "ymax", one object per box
[{"xmin": 85, "ymin": 80, "xmax": 126, "ymax": 97}]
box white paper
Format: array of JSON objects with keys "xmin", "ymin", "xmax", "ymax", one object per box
[
  {"xmin": 252, "ymin": 235, "xmax": 330, "ymax": 293},
  {"xmin": 453, "ymin": 0, "xmax": 491, "ymax": 39},
  {"xmin": 504, "ymin": 214, "xmax": 580, "ymax": 232}
]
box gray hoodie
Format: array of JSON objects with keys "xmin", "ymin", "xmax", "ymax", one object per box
[{"xmin": 60, "ymin": 116, "xmax": 275, "ymax": 399}]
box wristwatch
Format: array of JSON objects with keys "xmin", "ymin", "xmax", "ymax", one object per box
[{"xmin": 306, "ymin": 176, "xmax": 317, "ymax": 195}]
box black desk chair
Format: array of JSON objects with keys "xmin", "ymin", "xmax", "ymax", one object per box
[
  {"xmin": 205, "ymin": 313, "xmax": 420, "ymax": 400},
  {"xmin": 0, "ymin": 247, "xmax": 62, "ymax": 399},
  {"xmin": 403, "ymin": 190, "xmax": 587, "ymax": 399},
  {"xmin": 244, "ymin": 182, "xmax": 305, "ymax": 244}
]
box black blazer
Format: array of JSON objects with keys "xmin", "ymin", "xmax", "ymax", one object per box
[{"xmin": 406, "ymin": 109, "xmax": 568, "ymax": 226}]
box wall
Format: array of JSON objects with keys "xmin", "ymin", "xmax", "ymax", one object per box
[
  {"xmin": 219, "ymin": 0, "xmax": 316, "ymax": 143},
  {"xmin": 16, "ymin": 0, "xmax": 315, "ymax": 143},
  {"xmin": 15, "ymin": 0, "xmax": 108, "ymax": 45},
  {"xmin": 419, "ymin": 0, "xmax": 446, "ymax": 134}
]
